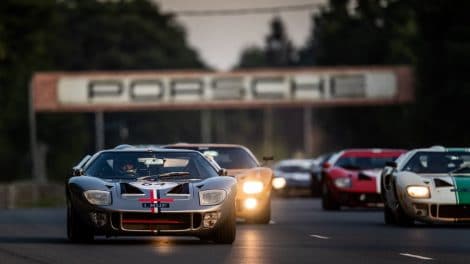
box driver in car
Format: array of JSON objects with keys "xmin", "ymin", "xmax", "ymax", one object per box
[{"xmin": 117, "ymin": 159, "xmax": 137, "ymax": 176}]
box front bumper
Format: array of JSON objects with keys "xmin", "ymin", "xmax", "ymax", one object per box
[
  {"xmin": 82, "ymin": 208, "xmax": 228, "ymax": 237},
  {"xmin": 328, "ymin": 181, "xmax": 381, "ymax": 206},
  {"xmin": 336, "ymin": 191, "xmax": 382, "ymax": 206},
  {"xmin": 403, "ymin": 202, "xmax": 470, "ymax": 223}
]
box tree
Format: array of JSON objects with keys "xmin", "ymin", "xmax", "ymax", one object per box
[
  {"xmin": 236, "ymin": 16, "xmax": 296, "ymax": 69},
  {"xmin": 299, "ymin": 0, "xmax": 417, "ymax": 66},
  {"xmin": 0, "ymin": 0, "xmax": 206, "ymax": 182}
]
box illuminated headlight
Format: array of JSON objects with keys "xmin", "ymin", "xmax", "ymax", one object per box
[
  {"xmin": 199, "ymin": 190, "xmax": 227, "ymax": 206},
  {"xmin": 272, "ymin": 177, "xmax": 287, "ymax": 189},
  {"xmin": 243, "ymin": 198, "xmax": 258, "ymax": 210},
  {"xmin": 406, "ymin": 186, "xmax": 430, "ymax": 198},
  {"xmin": 334, "ymin": 177, "xmax": 352, "ymax": 188},
  {"xmin": 84, "ymin": 190, "xmax": 111, "ymax": 205},
  {"xmin": 243, "ymin": 181, "xmax": 264, "ymax": 194}
]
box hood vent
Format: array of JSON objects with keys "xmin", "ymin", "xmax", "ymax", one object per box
[
  {"xmin": 358, "ymin": 172, "xmax": 372, "ymax": 181},
  {"xmin": 167, "ymin": 183, "xmax": 190, "ymax": 195},
  {"xmin": 120, "ymin": 183, "xmax": 144, "ymax": 195},
  {"xmin": 434, "ymin": 178, "xmax": 453, "ymax": 188}
]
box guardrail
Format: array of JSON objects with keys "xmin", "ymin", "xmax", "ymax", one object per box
[{"xmin": 0, "ymin": 182, "xmax": 64, "ymax": 208}]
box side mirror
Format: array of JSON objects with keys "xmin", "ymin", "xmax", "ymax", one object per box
[
  {"xmin": 322, "ymin": 162, "xmax": 331, "ymax": 169},
  {"xmin": 218, "ymin": 168, "xmax": 228, "ymax": 176},
  {"xmin": 72, "ymin": 168, "xmax": 84, "ymax": 176},
  {"xmin": 385, "ymin": 161, "xmax": 397, "ymax": 168},
  {"xmin": 263, "ymin": 156, "xmax": 274, "ymax": 161}
]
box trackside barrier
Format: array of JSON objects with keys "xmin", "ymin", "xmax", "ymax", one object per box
[{"xmin": 0, "ymin": 182, "xmax": 64, "ymax": 208}]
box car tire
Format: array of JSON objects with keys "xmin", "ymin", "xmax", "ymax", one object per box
[
  {"xmin": 394, "ymin": 205, "xmax": 415, "ymax": 227},
  {"xmin": 310, "ymin": 174, "xmax": 321, "ymax": 197},
  {"xmin": 321, "ymin": 181, "xmax": 340, "ymax": 211},
  {"xmin": 67, "ymin": 200, "xmax": 94, "ymax": 243},
  {"xmin": 391, "ymin": 183, "xmax": 414, "ymax": 226},
  {"xmin": 211, "ymin": 202, "xmax": 236, "ymax": 244},
  {"xmin": 384, "ymin": 204, "xmax": 396, "ymax": 225},
  {"xmin": 251, "ymin": 199, "xmax": 271, "ymax": 224}
]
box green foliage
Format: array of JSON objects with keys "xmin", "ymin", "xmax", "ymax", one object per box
[
  {"xmin": 0, "ymin": 0, "xmax": 205, "ymax": 182},
  {"xmin": 235, "ymin": 0, "xmax": 470, "ymax": 153},
  {"xmin": 236, "ymin": 16, "xmax": 296, "ymax": 68}
]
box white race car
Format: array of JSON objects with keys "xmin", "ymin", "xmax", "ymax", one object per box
[{"xmin": 381, "ymin": 146, "xmax": 470, "ymax": 225}]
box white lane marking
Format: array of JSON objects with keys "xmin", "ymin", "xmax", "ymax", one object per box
[
  {"xmin": 269, "ymin": 220, "xmax": 276, "ymax": 224},
  {"xmin": 399, "ymin": 253, "xmax": 433, "ymax": 260},
  {"xmin": 309, "ymin": 234, "xmax": 330, "ymax": 240}
]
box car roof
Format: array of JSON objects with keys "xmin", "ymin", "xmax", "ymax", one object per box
[
  {"xmin": 164, "ymin": 143, "xmax": 246, "ymax": 148},
  {"xmin": 340, "ymin": 148, "xmax": 407, "ymax": 156},
  {"xmin": 410, "ymin": 146, "xmax": 470, "ymax": 152},
  {"xmin": 276, "ymin": 159, "xmax": 313, "ymax": 165},
  {"xmin": 106, "ymin": 145, "xmax": 198, "ymax": 153}
]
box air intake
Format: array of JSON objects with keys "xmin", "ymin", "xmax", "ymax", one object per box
[{"xmin": 434, "ymin": 178, "xmax": 453, "ymax": 187}]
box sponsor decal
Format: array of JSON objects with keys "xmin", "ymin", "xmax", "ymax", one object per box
[
  {"xmin": 56, "ymin": 72, "xmax": 397, "ymax": 105},
  {"xmin": 138, "ymin": 189, "xmax": 174, "ymax": 213},
  {"xmin": 451, "ymin": 177, "xmax": 470, "ymax": 204}
]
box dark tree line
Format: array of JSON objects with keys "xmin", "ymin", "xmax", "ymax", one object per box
[
  {"xmin": 0, "ymin": 0, "xmax": 205, "ymax": 182},
  {"xmin": 236, "ymin": 0, "xmax": 470, "ymax": 152}
]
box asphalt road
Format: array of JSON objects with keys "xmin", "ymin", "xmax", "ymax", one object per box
[{"xmin": 1, "ymin": 198, "xmax": 470, "ymax": 264}]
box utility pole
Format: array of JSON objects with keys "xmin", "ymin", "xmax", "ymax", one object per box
[
  {"xmin": 29, "ymin": 81, "xmax": 46, "ymax": 183},
  {"xmin": 201, "ymin": 109, "xmax": 212, "ymax": 143},
  {"xmin": 95, "ymin": 111, "xmax": 105, "ymax": 151},
  {"xmin": 263, "ymin": 107, "xmax": 273, "ymax": 155},
  {"xmin": 303, "ymin": 107, "xmax": 313, "ymax": 157}
]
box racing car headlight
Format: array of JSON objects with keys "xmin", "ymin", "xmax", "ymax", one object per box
[
  {"xmin": 199, "ymin": 190, "xmax": 227, "ymax": 206},
  {"xmin": 406, "ymin": 186, "xmax": 430, "ymax": 198},
  {"xmin": 334, "ymin": 177, "xmax": 352, "ymax": 188},
  {"xmin": 243, "ymin": 181, "xmax": 264, "ymax": 194},
  {"xmin": 272, "ymin": 177, "xmax": 287, "ymax": 189},
  {"xmin": 84, "ymin": 190, "xmax": 112, "ymax": 205}
]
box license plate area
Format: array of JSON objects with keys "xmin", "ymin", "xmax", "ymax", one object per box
[{"xmin": 142, "ymin": 203, "xmax": 170, "ymax": 208}]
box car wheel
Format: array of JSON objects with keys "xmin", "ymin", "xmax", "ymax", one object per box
[
  {"xmin": 394, "ymin": 204, "xmax": 415, "ymax": 226},
  {"xmin": 211, "ymin": 202, "xmax": 236, "ymax": 244},
  {"xmin": 251, "ymin": 199, "xmax": 271, "ymax": 224},
  {"xmin": 67, "ymin": 200, "xmax": 94, "ymax": 243},
  {"xmin": 384, "ymin": 204, "xmax": 396, "ymax": 225},
  {"xmin": 391, "ymin": 184, "xmax": 414, "ymax": 226},
  {"xmin": 310, "ymin": 174, "xmax": 321, "ymax": 197},
  {"xmin": 321, "ymin": 181, "xmax": 340, "ymax": 211}
]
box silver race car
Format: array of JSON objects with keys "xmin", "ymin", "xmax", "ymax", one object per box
[
  {"xmin": 382, "ymin": 146, "xmax": 470, "ymax": 225},
  {"xmin": 66, "ymin": 146, "xmax": 237, "ymax": 243}
]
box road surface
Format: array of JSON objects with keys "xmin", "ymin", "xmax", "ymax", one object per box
[{"xmin": 1, "ymin": 198, "xmax": 470, "ymax": 263}]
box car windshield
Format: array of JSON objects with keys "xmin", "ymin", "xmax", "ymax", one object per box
[
  {"xmin": 335, "ymin": 156, "xmax": 398, "ymax": 170},
  {"xmin": 403, "ymin": 151, "xmax": 470, "ymax": 174},
  {"xmin": 168, "ymin": 147, "xmax": 258, "ymax": 169},
  {"xmin": 84, "ymin": 151, "xmax": 218, "ymax": 180},
  {"xmin": 277, "ymin": 165, "xmax": 310, "ymax": 173}
]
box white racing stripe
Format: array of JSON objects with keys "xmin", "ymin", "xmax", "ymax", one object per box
[
  {"xmin": 399, "ymin": 253, "xmax": 433, "ymax": 260},
  {"xmin": 309, "ymin": 234, "xmax": 330, "ymax": 240}
]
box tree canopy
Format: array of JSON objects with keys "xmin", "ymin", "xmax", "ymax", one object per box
[{"xmin": 0, "ymin": 0, "xmax": 205, "ymax": 182}]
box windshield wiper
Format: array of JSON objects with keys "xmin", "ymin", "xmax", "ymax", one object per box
[
  {"xmin": 138, "ymin": 172, "xmax": 190, "ymax": 181},
  {"xmin": 158, "ymin": 171, "xmax": 190, "ymax": 177},
  {"xmin": 449, "ymin": 164, "xmax": 470, "ymax": 175}
]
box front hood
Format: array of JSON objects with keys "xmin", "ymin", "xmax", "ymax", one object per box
[
  {"xmin": 397, "ymin": 172, "xmax": 470, "ymax": 204},
  {"xmin": 360, "ymin": 169, "xmax": 382, "ymax": 178},
  {"xmin": 280, "ymin": 171, "xmax": 311, "ymax": 181},
  {"xmin": 227, "ymin": 167, "xmax": 273, "ymax": 185}
]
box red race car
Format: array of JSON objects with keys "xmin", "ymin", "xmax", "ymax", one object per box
[{"xmin": 321, "ymin": 149, "xmax": 406, "ymax": 210}]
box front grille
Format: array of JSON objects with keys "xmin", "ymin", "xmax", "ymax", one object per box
[
  {"xmin": 430, "ymin": 204, "xmax": 437, "ymax": 217},
  {"xmin": 437, "ymin": 205, "xmax": 470, "ymax": 219},
  {"xmin": 121, "ymin": 212, "xmax": 199, "ymax": 231},
  {"xmin": 339, "ymin": 193, "xmax": 382, "ymax": 204}
]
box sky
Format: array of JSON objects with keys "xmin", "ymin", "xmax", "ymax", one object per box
[{"xmin": 152, "ymin": 0, "xmax": 327, "ymax": 71}]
